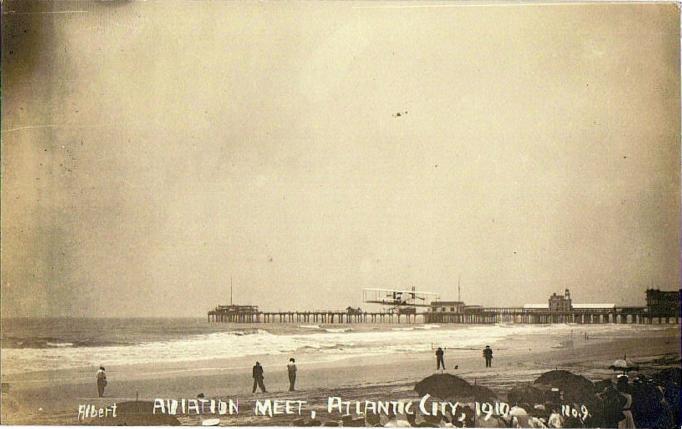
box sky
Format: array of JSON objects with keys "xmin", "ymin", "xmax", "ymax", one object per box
[{"xmin": 1, "ymin": 1, "xmax": 679, "ymax": 318}]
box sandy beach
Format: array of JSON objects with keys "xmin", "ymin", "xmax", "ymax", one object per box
[{"xmin": 1, "ymin": 324, "xmax": 679, "ymax": 426}]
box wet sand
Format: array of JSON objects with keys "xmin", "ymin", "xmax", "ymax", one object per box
[{"xmin": 1, "ymin": 326, "xmax": 679, "ymax": 425}]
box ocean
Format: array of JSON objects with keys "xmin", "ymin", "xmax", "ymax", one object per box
[{"xmin": 0, "ymin": 318, "xmax": 673, "ymax": 375}]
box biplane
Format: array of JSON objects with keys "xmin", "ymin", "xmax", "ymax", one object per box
[{"xmin": 362, "ymin": 287, "xmax": 440, "ymax": 314}]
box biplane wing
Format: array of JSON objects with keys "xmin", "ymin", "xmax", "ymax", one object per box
[
  {"xmin": 362, "ymin": 288, "xmax": 440, "ymax": 308},
  {"xmin": 362, "ymin": 288, "xmax": 440, "ymax": 296}
]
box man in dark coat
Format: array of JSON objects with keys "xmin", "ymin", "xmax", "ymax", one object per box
[
  {"xmin": 435, "ymin": 347, "xmax": 445, "ymax": 371},
  {"xmin": 96, "ymin": 366, "xmax": 107, "ymax": 397},
  {"xmin": 252, "ymin": 361, "xmax": 266, "ymax": 393},
  {"xmin": 287, "ymin": 358, "xmax": 297, "ymax": 391},
  {"xmin": 598, "ymin": 384, "xmax": 626, "ymax": 428},
  {"xmin": 483, "ymin": 346, "xmax": 493, "ymax": 368}
]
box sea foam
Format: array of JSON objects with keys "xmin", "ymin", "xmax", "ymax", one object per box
[{"xmin": 0, "ymin": 323, "xmax": 673, "ymax": 375}]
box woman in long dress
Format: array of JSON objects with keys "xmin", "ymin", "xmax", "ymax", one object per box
[{"xmin": 617, "ymin": 376, "xmax": 636, "ymax": 429}]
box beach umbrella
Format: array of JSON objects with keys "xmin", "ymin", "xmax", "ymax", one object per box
[
  {"xmin": 471, "ymin": 384, "xmax": 498, "ymax": 401},
  {"xmin": 415, "ymin": 373, "xmax": 476, "ymax": 400},
  {"xmin": 609, "ymin": 358, "xmax": 639, "ymax": 374},
  {"xmin": 96, "ymin": 401, "xmax": 181, "ymax": 426},
  {"xmin": 534, "ymin": 370, "xmax": 581, "ymax": 386},
  {"xmin": 115, "ymin": 401, "xmax": 155, "ymax": 414},
  {"xmin": 594, "ymin": 379, "xmax": 613, "ymax": 393},
  {"xmin": 507, "ymin": 384, "xmax": 544, "ymax": 405},
  {"xmin": 533, "ymin": 370, "xmax": 595, "ymax": 402}
]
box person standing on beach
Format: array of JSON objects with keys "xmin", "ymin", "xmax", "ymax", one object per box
[
  {"xmin": 483, "ymin": 345, "xmax": 493, "ymax": 368},
  {"xmin": 598, "ymin": 384, "xmax": 626, "ymax": 428},
  {"xmin": 96, "ymin": 366, "xmax": 107, "ymax": 398},
  {"xmin": 616, "ymin": 376, "xmax": 635, "ymax": 429},
  {"xmin": 435, "ymin": 347, "xmax": 445, "ymax": 371},
  {"xmin": 287, "ymin": 358, "xmax": 297, "ymax": 391},
  {"xmin": 252, "ymin": 361, "xmax": 267, "ymax": 393}
]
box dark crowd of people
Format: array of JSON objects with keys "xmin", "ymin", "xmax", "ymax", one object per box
[
  {"xmin": 595, "ymin": 374, "xmax": 680, "ymax": 429},
  {"xmin": 287, "ymin": 372, "xmax": 680, "ymax": 428},
  {"xmin": 493, "ymin": 373, "xmax": 679, "ymax": 429}
]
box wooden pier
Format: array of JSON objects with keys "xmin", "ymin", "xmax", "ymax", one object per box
[
  {"xmin": 208, "ymin": 306, "xmax": 679, "ymax": 325},
  {"xmin": 424, "ymin": 306, "xmax": 680, "ymax": 324},
  {"xmin": 208, "ymin": 289, "xmax": 680, "ymax": 325},
  {"xmin": 208, "ymin": 306, "xmax": 423, "ymax": 324}
]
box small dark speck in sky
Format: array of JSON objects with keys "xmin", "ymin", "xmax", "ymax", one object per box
[
  {"xmin": 392, "ymin": 111, "xmax": 408, "ymax": 118},
  {"xmin": 268, "ymin": 256, "xmax": 273, "ymax": 262},
  {"xmin": 623, "ymin": 155, "xmax": 628, "ymax": 159}
]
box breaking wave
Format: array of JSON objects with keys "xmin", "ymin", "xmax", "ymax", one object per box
[{"xmin": 1, "ymin": 322, "xmax": 672, "ymax": 375}]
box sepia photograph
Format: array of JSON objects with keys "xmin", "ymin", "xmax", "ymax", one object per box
[{"xmin": 1, "ymin": 0, "xmax": 680, "ymax": 427}]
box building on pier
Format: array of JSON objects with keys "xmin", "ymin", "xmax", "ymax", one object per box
[
  {"xmin": 208, "ymin": 304, "xmax": 260, "ymax": 322},
  {"xmin": 523, "ymin": 289, "xmax": 614, "ymax": 312},
  {"xmin": 646, "ymin": 289, "xmax": 680, "ymax": 316},
  {"xmin": 549, "ymin": 289, "xmax": 572, "ymax": 311},
  {"xmin": 431, "ymin": 301, "xmax": 465, "ymax": 313}
]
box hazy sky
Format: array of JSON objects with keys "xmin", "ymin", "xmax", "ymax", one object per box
[{"xmin": 1, "ymin": 1, "xmax": 679, "ymax": 318}]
